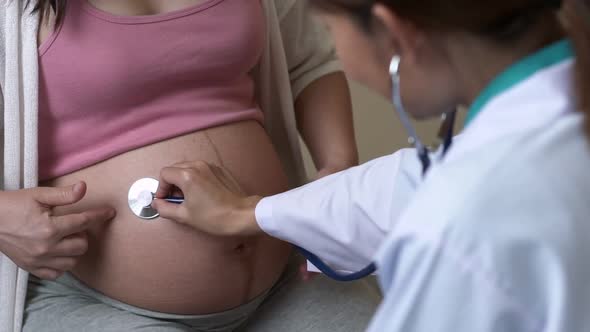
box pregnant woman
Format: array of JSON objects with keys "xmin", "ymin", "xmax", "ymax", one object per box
[{"xmin": 0, "ymin": 0, "xmax": 379, "ymax": 331}]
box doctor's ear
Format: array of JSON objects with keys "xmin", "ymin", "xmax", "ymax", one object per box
[{"xmin": 371, "ymin": 4, "xmax": 424, "ymax": 67}]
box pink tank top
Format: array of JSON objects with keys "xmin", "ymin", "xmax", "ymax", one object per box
[{"xmin": 38, "ymin": 0, "xmax": 265, "ymax": 180}]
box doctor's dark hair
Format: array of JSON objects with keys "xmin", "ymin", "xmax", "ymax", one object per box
[{"xmin": 312, "ymin": 0, "xmax": 590, "ymax": 133}]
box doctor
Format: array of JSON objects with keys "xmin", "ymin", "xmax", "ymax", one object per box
[{"xmin": 152, "ymin": 0, "xmax": 590, "ymax": 330}]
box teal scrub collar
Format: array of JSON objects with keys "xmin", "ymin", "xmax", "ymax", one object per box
[{"xmin": 465, "ymin": 39, "xmax": 574, "ymax": 127}]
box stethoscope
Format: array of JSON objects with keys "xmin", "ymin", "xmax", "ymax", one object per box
[{"xmin": 127, "ymin": 56, "xmax": 457, "ymax": 282}]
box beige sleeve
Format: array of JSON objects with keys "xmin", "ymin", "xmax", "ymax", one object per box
[{"xmin": 276, "ymin": 0, "xmax": 342, "ymax": 99}]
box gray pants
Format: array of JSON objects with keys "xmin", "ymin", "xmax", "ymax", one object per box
[{"xmin": 23, "ymin": 256, "xmax": 381, "ymax": 332}]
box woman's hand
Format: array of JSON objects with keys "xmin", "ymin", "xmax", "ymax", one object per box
[
  {"xmin": 0, "ymin": 182, "xmax": 116, "ymax": 280},
  {"xmin": 152, "ymin": 161, "xmax": 263, "ymax": 237}
]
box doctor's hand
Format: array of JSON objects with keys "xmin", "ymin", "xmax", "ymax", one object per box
[
  {"xmin": 0, "ymin": 182, "xmax": 116, "ymax": 280},
  {"xmin": 152, "ymin": 161, "xmax": 264, "ymax": 237}
]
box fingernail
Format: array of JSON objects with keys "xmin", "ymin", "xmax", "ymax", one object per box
[{"xmin": 73, "ymin": 182, "xmax": 83, "ymax": 192}]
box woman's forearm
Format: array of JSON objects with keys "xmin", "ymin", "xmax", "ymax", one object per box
[{"xmin": 295, "ymin": 72, "xmax": 359, "ymax": 177}]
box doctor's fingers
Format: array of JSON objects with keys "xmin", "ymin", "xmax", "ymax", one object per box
[
  {"xmin": 169, "ymin": 161, "xmax": 241, "ymax": 194},
  {"xmin": 51, "ymin": 207, "xmax": 116, "ymax": 238},
  {"xmin": 155, "ymin": 166, "xmax": 186, "ymax": 198},
  {"xmin": 151, "ymin": 199, "xmax": 189, "ymax": 224},
  {"xmin": 156, "ymin": 163, "xmax": 218, "ymax": 198}
]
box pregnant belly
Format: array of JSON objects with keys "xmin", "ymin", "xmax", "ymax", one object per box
[{"xmin": 42, "ymin": 121, "xmax": 293, "ymax": 314}]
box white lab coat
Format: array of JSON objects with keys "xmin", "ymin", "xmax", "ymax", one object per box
[{"xmin": 255, "ymin": 57, "xmax": 590, "ymax": 330}]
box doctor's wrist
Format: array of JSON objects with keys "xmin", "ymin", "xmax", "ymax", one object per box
[{"xmin": 233, "ymin": 195, "xmax": 264, "ymax": 237}]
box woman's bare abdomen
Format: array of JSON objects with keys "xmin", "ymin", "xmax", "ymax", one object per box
[{"xmin": 43, "ymin": 121, "xmax": 293, "ymax": 314}]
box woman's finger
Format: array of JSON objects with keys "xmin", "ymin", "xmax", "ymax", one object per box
[
  {"xmin": 32, "ymin": 268, "xmax": 63, "ymax": 281},
  {"xmin": 43, "ymin": 256, "xmax": 78, "ymax": 272},
  {"xmin": 52, "ymin": 233, "xmax": 89, "ymax": 257},
  {"xmin": 52, "ymin": 208, "xmax": 115, "ymax": 238},
  {"xmin": 34, "ymin": 182, "xmax": 86, "ymax": 207}
]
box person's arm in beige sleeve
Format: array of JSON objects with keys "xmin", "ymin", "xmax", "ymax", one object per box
[{"xmin": 279, "ymin": 0, "xmax": 359, "ymax": 177}]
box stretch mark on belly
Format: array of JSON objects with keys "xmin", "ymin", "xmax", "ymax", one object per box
[
  {"xmin": 203, "ymin": 130, "xmax": 226, "ymax": 168},
  {"xmin": 204, "ymin": 129, "xmax": 256, "ymax": 302}
]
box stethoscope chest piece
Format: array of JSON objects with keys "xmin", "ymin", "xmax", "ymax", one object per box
[{"xmin": 128, "ymin": 177, "xmax": 160, "ymax": 220}]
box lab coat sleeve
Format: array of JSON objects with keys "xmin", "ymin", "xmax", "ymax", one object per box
[{"xmin": 255, "ymin": 148, "xmax": 422, "ymax": 271}]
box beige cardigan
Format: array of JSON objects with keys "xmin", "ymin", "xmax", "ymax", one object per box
[{"xmin": 0, "ymin": 0, "xmax": 341, "ymax": 330}]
